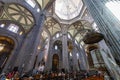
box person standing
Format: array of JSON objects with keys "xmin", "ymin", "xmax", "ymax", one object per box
[{"xmin": 0, "ymin": 73, "xmax": 6, "ymax": 80}]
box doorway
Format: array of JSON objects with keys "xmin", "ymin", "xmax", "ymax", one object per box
[
  {"xmin": 52, "ymin": 54, "xmax": 59, "ymax": 72},
  {"xmin": 0, "ymin": 36, "xmax": 14, "ymax": 72}
]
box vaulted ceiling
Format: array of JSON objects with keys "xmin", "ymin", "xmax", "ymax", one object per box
[{"xmin": 0, "ymin": 0, "xmax": 95, "ymax": 46}]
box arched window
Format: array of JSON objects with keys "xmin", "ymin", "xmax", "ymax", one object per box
[
  {"xmin": 7, "ymin": 24, "xmax": 19, "ymax": 33},
  {"xmin": 70, "ymin": 52, "xmax": 72, "ymax": 57},
  {"xmin": 55, "ymin": 45, "xmax": 58, "ymax": 50},
  {"xmin": 25, "ymin": 0, "xmax": 36, "ymax": 8},
  {"xmin": 56, "ymin": 33, "xmax": 60, "ymax": 38},
  {"xmin": 75, "ymin": 40, "xmax": 78, "ymax": 44},
  {"xmin": 0, "ymin": 24, "xmax": 5, "ymax": 28},
  {"xmin": 80, "ymin": 44, "xmax": 82, "ymax": 49},
  {"xmin": 76, "ymin": 53, "xmax": 79, "ymax": 59},
  {"xmin": 68, "ymin": 34, "xmax": 71, "ymax": 39}
]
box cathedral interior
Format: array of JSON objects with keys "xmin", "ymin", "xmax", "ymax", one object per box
[{"xmin": 0, "ymin": 0, "xmax": 120, "ymax": 80}]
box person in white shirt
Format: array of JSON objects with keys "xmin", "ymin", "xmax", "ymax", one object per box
[{"xmin": 38, "ymin": 64, "xmax": 44, "ymax": 73}]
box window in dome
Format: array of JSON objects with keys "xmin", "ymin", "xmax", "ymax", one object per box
[
  {"xmin": 7, "ymin": 24, "xmax": 19, "ymax": 33},
  {"xmin": 25, "ymin": 0, "xmax": 36, "ymax": 8},
  {"xmin": 55, "ymin": 0, "xmax": 83, "ymax": 20}
]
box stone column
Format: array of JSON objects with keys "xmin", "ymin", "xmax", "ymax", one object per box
[
  {"xmin": 15, "ymin": 13, "xmax": 45, "ymax": 72},
  {"xmin": 44, "ymin": 39, "xmax": 53, "ymax": 71},
  {"xmin": 72, "ymin": 48, "xmax": 79, "ymax": 71},
  {"xmin": 26, "ymin": 13, "xmax": 46, "ymax": 71},
  {"xmin": 79, "ymin": 46, "xmax": 89, "ymax": 70},
  {"xmin": 62, "ymin": 25, "xmax": 69, "ymax": 72}
]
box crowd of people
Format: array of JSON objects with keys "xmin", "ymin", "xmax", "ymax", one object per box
[{"xmin": 0, "ymin": 69, "xmax": 103, "ymax": 80}]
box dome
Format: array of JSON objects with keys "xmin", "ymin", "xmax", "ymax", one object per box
[{"xmin": 55, "ymin": 0, "xmax": 83, "ymax": 20}]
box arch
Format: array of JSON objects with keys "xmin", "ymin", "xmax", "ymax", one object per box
[
  {"xmin": 85, "ymin": 44, "xmax": 99, "ymax": 68},
  {"xmin": 0, "ymin": 36, "xmax": 15, "ymax": 73},
  {"xmin": 68, "ymin": 20, "xmax": 92, "ymax": 29},
  {"xmin": 53, "ymin": 40, "xmax": 62, "ymax": 52},
  {"xmin": 52, "ymin": 54, "xmax": 59, "ymax": 72},
  {"xmin": 44, "ymin": 17, "xmax": 61, "ymax": 36},
  {"xmin": 0, "ymin": 20, "xmax": 25, "ymax": 34},
  {"xmin": 68, "ymin": 20, "xmax": 92, "ymax": 44},
  {"xmin": 0, "ymin": 0, "xmax": 41, "ymax": 21},
  {"xmin": 0, "ymin": 3, "xmax": 35, "ymax": 33}
]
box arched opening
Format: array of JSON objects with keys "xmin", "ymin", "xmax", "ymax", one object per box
[
  {"xmin": 52, "ymin": 54, "xmax": 59, "ymax": 72},
  {"xmin": 86, "ymin": 44, "xmax": 98, "ymax": 68},
  {"xmin": 0, "ymin": 36, "xmax": 15, "ymax": 72},
  {"xmin": 51, "ymin": 40, "xmax": 62, "ymax": 72}
]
